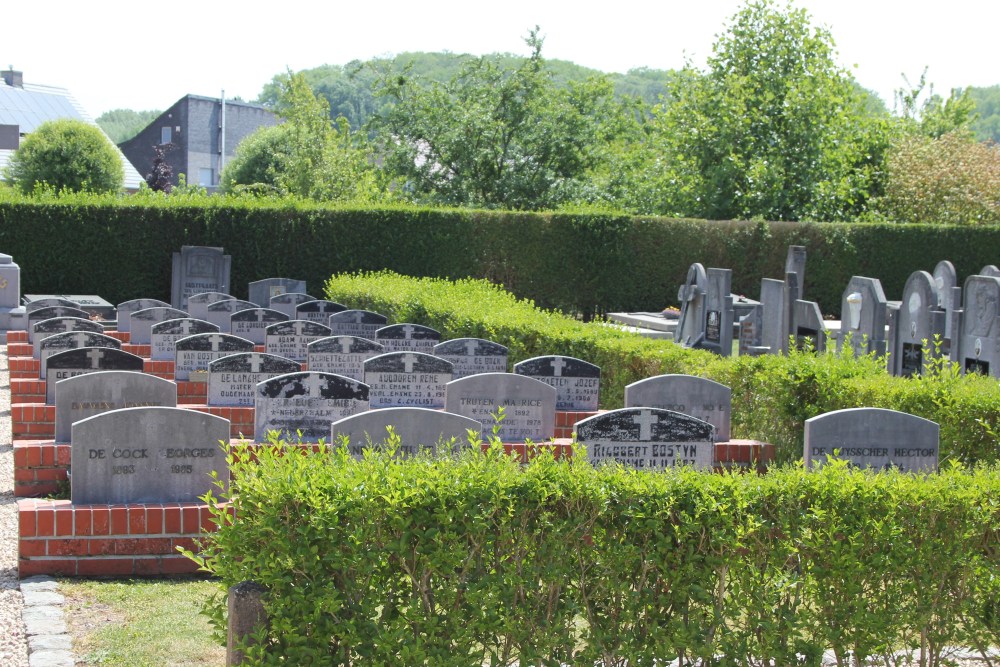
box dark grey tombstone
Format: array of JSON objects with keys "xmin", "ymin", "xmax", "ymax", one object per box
[
  {"xmin": 150, "ymin": 318, "xmax": 219, "ymax": 361},
  {"xmin": 624, "ymin": 374, "xmax": 732, "ymax": 441},
  {"xmin": 327, "ymin": 309, "xmax": 387, "ymax": 339},
  {"xmin": 255, "ymin": 372, "xmax": 369, "ymax": 442},
  {"xmin": 954, "ymin": 274, "xmax": 1000, "ymax": 377},
  {"xmin": 39, "ymin": 331, "xmax": 121, "ymax": 380},
  {"xmin": 264, "ymin": 320, "xmax": 332, "ymax": 362},
  {"xmin": 185, "ymin": 291, "xmax": 236, "ymax": 322},
  {"xmin": 25, "ymin": 297, "xmax": 80, "ymax": 312},
  {"xmin": 171, "ymin": 246, "xmax": 232, "ymax": 309},
  {"xmin": 445, "ymin": 372, "xmax": 555, "ymax": 442},
  {"xmin": 793, "ymin": 300, "xmax": 826, "ymax": 352},
  {"xmin": 513, "ymin": 355, "xmax": 600, "ymax": 412},
  {"xmin": 174, "ymin": 333, "xmax": 255, "ymax": 381},
  {"xmin": 55, "ymin": 371, "xmax": 176, "ymax": 443},
  {"xmin": 45, "ymin": 348, "xmax": 144, "ymax": 404},
  {"xmin": 205, "ymin": 299, "xmax": 257, "ymax": 333},
  {"xmin": 759, "ymin": 278, "xmax": 787, "ymax": 354},
  {"xmin": 25, "ymin": 294, "xmax": 115, "ymax": 320},
  {"xmin": 785, "ymin": 245, "xmax": 807, "ymax": 298},
  {"xmin": 364, "ymin": 352, "xmax": 454, "ymax": 409},
  {"xmin": 116, "ymin": 299, "xmax": 170, "ymax": 334},
  {"xmin": 307, "ymin": 336, "xmax": 384, "ymax": 382},
  {"xmin": 433, "ymin": 338, "xmax": 509, "ymax": 378},
  {"xmin": 700, "ymin": 268, "xmax": 734, "ymax": 356},
  {"xmin": 27, "ymin": 307, "xmax": 92, "ymax": 343},
  {"xmin": 71, "ymin": 407, "xmax": 229, "ymax": 504},
  {"xmin": 837, "ymin": 276, "xmax": 888, "ymax": 357},
  {"xmin": 577, "ymin": 408, "xmax": 715, "ymax": 470},
  {"xmin": 804, "ymin": 408, "xmax": 939, "ymax": 472},
  {"xmin": 208, "ymin": 352, "xmax": 301, "ymax": 407},
  {"xmin": 130, "ymin": 306, "xmax": 189, "ymax": 345},
  {"xmin": 269, "ymin": 292, "xmax": 316, "ymax": 319},
  {"xmin": 890, "ymin": 271, "xmax": 946, "ymax": 377},
  {"xmin": 230, "ymin": 308, "xmax": 288, "ymax": 345},
  {"xmin": 674, "ymin": 263, "xmax": 708, "ymax": 347},
  {"xmin": 981, "ymin": 265, "xmax": 1000, "ymax": 278},
  {"xmin": 331, "ymin": 407, "xmax": 482, "ymax": 458},
  {"xmin": 375, "ymin": 323, "xmax": 442, "ymax": 354},
  {"xmin": 738, "ymin": 304, "xmax": 767, "ymax": 356},
  {"xmin": 932, "ymin": 261, "xmax": 959, "ymax": 342},
  {"xmin": 32, "ymin": 317, "xmax": 104, "ymax": 358},
  {"xmin": 295, "ymin": 300, "xmax": 347, "ymax": 324},
  {"xmin": 248, "ymin": 278, "xmax": 307, "ymax": 308}
]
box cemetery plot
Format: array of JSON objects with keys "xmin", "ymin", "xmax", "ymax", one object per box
[
  {"xmin": 269, "ymin": 292, "xmax": 316, "ymax": 318},
  {"xmin": 296, "ymin": 299, "xmax": 347, "ymax": 324},
  {"xmin": 55, "ymin": 371, "xmax": 177, "ymax": 443},
  {"xmin": 171, "ymin": 245, "xmax": 232, "ymax": 309},
  {"xmin": 445, "ymin": 372, "xmax": 555, "ymax": 442},
  {"xmin": 130, "ymin": 307, "xmax": 189, "ymax": 345},
  {"xmin": 364, "ymin": 352, "xmax": 453, "ymax": 409},
  {"xmin": 150, "ymin": 318, "xmax": 219, "ymax": 361},
  {"xmin": 513, "ymin": 355, "xmax": 600, "ymax": 411},
  {"xmin": 327, "ymin": 309, "xmax": 387, "ymax": 339},
  {"xmin": 804, "ymin": 408, "xmax": 939, "ymax": 472},
  {"xmin": 332, "ymin": 407, "xmax": 482, "ymax": 458},
  {"xmin": 307, "ymin": 336, "xmax": 384, "ymax": 382},
  {"xmin": 255, "ymin": 371, "xmax": 369, "ymax": 442},
  {"xmin": 434, "ymin": 338, "xmax": 509, "ymax": 378},
  {"xmin": 375, "ymin": 323, "xmax": 442, "ymax": 354},
  {"xmin": 577, "ymin": 408, "xmax": 715, "ymax": 470},
  {"xmin": 32, "ymin": 317, "xmax": 104, "ymax": 358},
  {"xmin": 116, "ymin": 298, "xmax": 170, "ymax": 333},
  {"xmin": 265, "ymin": 320, "xmax": 332, "ymax": 362},
  {"xmin": 185, "ymin": 291, "xmax": 236, "ymax": 322},
  {"xmin": 205, "ymin": 299, "xmax": 257, "ymax": 333},
  {"xmin": 174, "ymin": 333, "xmax": 255, "ymax": 381},
  {"xmin": 45, "ymin": 348, "xmax": 145, "ymax": 404},
  {"xmin": 39, "ymin": 331, "xmax": 121, "ymax": 380},
  {"xmin": 208, "ymin": 352, "xmax": 301, "ymax": 407},
  {"xmin": 248, "ymin": 278, "xmax": 306, "ymax": 307},
  {"xmin": 624, "ymin": 374, "xmax": 731, "ymax": 441},
  {"xmin": 230, "ymin": 308, "xmax": 288, "ymax": 345}
]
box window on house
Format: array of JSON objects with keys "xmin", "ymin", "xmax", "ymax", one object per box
[
  {"xmin": 161, "ymin": 126, "xmax": 172, "ymax": 144},
  {"xmin": 199, "ymin": 168, "xmax": 214, "ymax": 187}
]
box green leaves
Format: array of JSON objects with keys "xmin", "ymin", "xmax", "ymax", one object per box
[{"xmin": 5, "ymin": 119, "xmax": 124, "ymax": 195}]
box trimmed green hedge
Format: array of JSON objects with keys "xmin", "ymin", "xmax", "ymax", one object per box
[{"xmin": 191, "ymin": 441, "xmax": 1000, "ymax": 666}]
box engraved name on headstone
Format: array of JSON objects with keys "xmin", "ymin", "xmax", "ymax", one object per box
[
  {"xmin": 295, "ymin": 299, "xmax": 347, "ymax": 324},
  {"xmin": 577, "ymin": 408, "xmax": 715, "ymax": 470},
  {"xmin": 434, "ymin": 338, "xmax": 509, "ymax": 378},
  {"xmin": 55, "ymin": 371, "xmax": 176, "ymax": 443},
  {"xmin": 230, "ymin": 308, "xmax": 288, "ymax": 345},
  {"xmin": 327, "ymin": 309, "xmax": 387, "ymax": 339},
  {"xmin": 171, "ymin": 246, "xmax": 232, "ymax": 309},
  {"xmin": 255, "ymin": 371, "xmax": 369, "ymax": 442},
  {"xmin": 445, "ymin": 373, "xmax": 555, "ymax": 442},
  {"xmin": 130, "ymin": 306, "xmax": 189, "ymax": 345},
  {"xmin": 32, "ymin": 317, "xmax": 105, "ymax": 358},
  {"xmin": 150, "ymin": 318, "xmax": 219, "ymax": 361},
  {"xmin": 208, "ymin": 352, "xmax": 301, "ymax": 407},
  {"xmin": 39, "ymin": 331, "xmax": 121, "ymax": 380},
  {"xmin": 513, "ymin": 355, "xmax": 601, "ymax": 412},
  {"xmin": 116, "ymin": 298, "xmax": 170, "ymax": 334},
  {"xmin": 804, "ymin": 408, "xmax": 939, "ymax": 472},
  {"xmin": 45, "ymin": 348, "xmax": 145, "ymax": 404},
  {"xmin": 27, "ymin": 306, "xmax": 92, "ymax": 343},
  {"xmin": 364, "ymin": 352, "xmax": 453, "ymax": 409},
  {"xmin": 624, "ymin": 374, "xmax": 732, "ymax": 442},
  {"xmin": 264, "ymin": 320, "xmax": 332, "ymax": 362},
  {"xmin": 375, "ymin": 323, "xmax": 442, "ymax": 354},
  {"xmin": 248, "ymin": 278, "xmax": 307, "ymax": 308},
  {"xmin": 174, "ymin": 333, "xmax": 255, "ymax": 381},
  {"xmin": 307, "ymin": 336, "xmax": 384, "ymax": 382},
  {"xmin": 332, "ymin": 407, "xmax": 482, "ymax": 458}
]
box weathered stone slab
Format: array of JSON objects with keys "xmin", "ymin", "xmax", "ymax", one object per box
[
  {"xmin": 116, "ymin": 299, "xmax": 170, "ymax": 333},
  {"xmin": 327, "ymin": 309, "xmax": 387, "ymax": 339},
  {"xmin": 130, "ymin": 307, "xmax": 189, "ymax": 345},
  {"xmin": 255, "ymin": 371, "xmax": 369, "ymax": 442},
  {"xmin": 434, "ymin": 338, "xmax": 509, "ymax": 378},
  {"xmin": 39, "ymin": 331, "xmax": 121, "ymax": 380},
  {"xmin": 27, "ymin": 307, "xmax": 92, "ymax": 343},
  {"xmin": 307, "ymin": 336, "xmax": 384, "ymax": 382},
  {"xmin": 32, "ymin": 317, "xmax": 104, "ymax": 358},
  {"xmin": 55, "ymin": 371, "xmax": 176, "ymax": 443},
  {"xmin": 785, "ymin": 245, "xmax": 807, "ymax": 297},
  {"xmin": 248, "ymin": 278, "xmax": 307, "ymax": 308},
  {"xmin": 174, "ymin": 333, "xmax": 255, "ymax": 381},
  {"xmin": 171, "ymin": 246, "xmax": 232, "ymax": 309},
  {"xmin": 624, "ymin": 374, "xmax": 731, "ymax": 441},
  {"xmin": 265, "ymin": 320, "xmax": 332, "ymax": 362},
  {"xmin": 45, "ymin": 348, "xmax": 145, "ymax": 404},
  {"xmin": 513, "ymin": 355, "xmax": 600, "ymax": 411},
  {"xmin": 577, "ymin": 408, "xmax": 715, "ymax": 470},
  {"xmin": 185, "ymin": 291, "xmax": 235, "ymax": 322},
  {"xmin": 364, "ymin": 352, "xmax": 453, "ymax": 409},
  {"xmin": 793, "ymin": 300, "xmax": 826, "ymax": 352},
  {"xmin": 759, "ymin": 278, "xmax": 787, "ymax": 354},
  {"xmin": 332, "ymin": 407, "xmax": 481, "ymax": 457},
  {"xmin": 295, "ymin": 299, "xmax": 347, "ymax": 324},
  {"xmin": 375, "ymin": 323, "xmax": 442, "ymax": 354},
  {"xmin": 230, "ymin": 308, "xmax": 288, "ymax": 345},
  {"xmin": 956, "ymin": 274, "xmax": 1000, "ymax": 377},
  {"xmin": 838, "ymin": 276, "xmax": 888, "ymax": 357},
  {"xmin": 208, "ymin": 352, "xmax": 301, "ymax": 407},
  {"xmin": 445, "ymin": 372, "xmax": 555, "ymax": 442},
  {"xmin": 804, "ymin": 408, "xmax": 939, "ymax": 472},
  {"xmin": 205, "ymin": 299, "xmax": 257, "ymax": 333},
  {"xmin": 150, "ymin": 318, "xmax": 219, "ymax": 361},
  {"xmin": 269, "ymin": 292, "xmax": 316, "ymax": 319}
]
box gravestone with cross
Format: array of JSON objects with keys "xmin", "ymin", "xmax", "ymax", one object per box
[
  {"xmin": 130, "ymin": 307, "xmax": 189, "ymax": 345},
  {"xmin": 953, "ymin": 274, "xmax": 1000, "ymax": 377},
  {"xmin": 673, "ymin": 263, "xmax": 708, "ymax": 347},
  {"xmin": 888, "ymin": 270, "xmax": 947, "ymax": 377},
  {"xmin": 45, "ymin": 347, "xmax": 145, "ymax": 404},
  {"xmin": 332, "ymin": 407, "xmax": 482, "ymax": 458},
  {"xmin": 364, "ymin": 351, "xmax": 454, "ymax": 409},
  {"xmin": 230, "ymin": 308, "xmax": 288, "ymax": 345},
  {"xmin": 255, "ymin": 371, "xmax": 370, "ymax": 442},
  {"xmin": 269, "ymin": 292, "xmax": 316, "ymax": 319},
  {"xmin": 248, "ymin": 278, "xmax": 307, "ymax": 308},
  {"xmin": 624, "ymin": 374, "xmax": 732, "ymax": 441},
  {"xmin": 433, "ymin": 338, "xmax": 509, "ymax": 378},
  {"xmin": 445, "ymin": 372, "xmax": 555, "ymax": 442},
  {"xmin": 265, "ymin": 320, "xmax": 332, "ymax": 361},
  {"xmin": 205, "ymin": 299, "xmax": 257, "ymax": 333},
  {"xmin": 27, "ymin": 306, "xmax": 93, "ymax": 343},
  {"xmin": 376, "ymin": 323, "xmax": 442, "ymax": 354},
  {"xmin": 932, "ymin": 260, "xmax": 959, "ymax": 343},
  {"xmin": 307, "ymin": 336, "xmax": 384, "ymax": 382},
  {"xmin": 700, "ymin": 268, "xmax": 734, "ymax": 356},
  {"xmin": 39, "ymin": 331, "xmax": 121, "ymax": 380},
  {"xmin": 804, "ymin": 407, "xmax": 938, "ymax": 472},
  {"xmin": 174, "ymin": 333, "xmax": 255, "ymax": 381},
  {"xmin": 327, "ymin": 309, "xmax": 388, "ymax": 339},
  {"xmin": 171, "ymin": 246, "xmax": 231, "ymax": 309},
  {"xmin": 55, "ymin": 371, "xmax": 177, "ymax": 443},
  {"xmin": 576, "ymin": 408, "xmax": 715, "ymax": 470},
  {"xmin": 513, "ymin": 355, "xmax": 601, "ymax": 411},
  {"xmin": 837, "ymin": 276, "xmax": 888, "ymax": 358},
  {"xmin": 208, "ymin": 352, "xmax": 302, "ymax": 407},
  {"xmin": 185, "ymin": 291, "xmax": 235, "ymax": 322},
  {"xmin": 150, "ymin": 318, "xmax": 219, "ymax": 361},
  {"xmin": 116, "ymin": 298, "xmax": 170, "ymax": 333},
  {"xmin": 25, "ymin": 297, "xmax": 81, "ymax": 312},
  {"xmin": 295, "ymin": 299, "xmax": 347, "ymax": 324},
  {"xmin": 32, "ymin": 317, "xmax": 105, "ymax": 358}
]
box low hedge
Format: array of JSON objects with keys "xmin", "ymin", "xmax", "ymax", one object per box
[
  {"xmin": 190, "ymin": 440, "xmax": 1000, "ymax": 666},
  {"xmin": 325, "ymin": 271, "xmax": 1000, "ymax": 465}
]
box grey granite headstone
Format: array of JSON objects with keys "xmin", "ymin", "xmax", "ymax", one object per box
[
  {"xmin": 295, "ymin": 300, "xmax": 347, "ymax": 324},
  {"xmin": 230, "ymin": 308, "xmax": 288, "ymax": 345},
  {"xmin": 981, "ymin": 265, "xmax": 1000, "ymax": 278},
  {"xmin": 208, "ymin": 352, "xmax": 301, "ymax": 407},
  {"xmin": 674, "ymin": 263, "xmax": 707, "ymax": 347},
  {"xmin": 130, "ymin": 307, "xmax": 189, "ymax": 345},
  {"xmin": 445, "ymin": 372, "xmax": 555, "ymax": 442},
  {"xmin": 185, "ymin": 291, "xmax": 236, "ymax": 322},
  {"xmin": 248, "ymin": 278, "xmax": 307, "ymax": 308},
  {"xmin": 265, "ymin": 320, "xmax": 332, "ymax": 362},
  {"xmin": 577, "ymin": 408, "xmax": 715, "ymax": 470},
  {"xmin": 364, "ymin": 352, "xmax": 453, "ymax": 409},
  {"xmin": 26, "ymin": 294, "xmax": 114, "ymax": 319},
  {"xmin": 116, "ymin": 299, "xmax": 170, "ymax": 334},
  {"xmin": 701, "ymin": 268, "xmax": 734, "ymax": 356},
  {"xmin": 205, "ymin": 299, "xmax": 257, "ymax": 333},
  {"xmin": 55, "ymin": 371, "xmax": 176, "ymax": 443},
  {"xmin": 32, "ymin": 317, "xmax": 104, "ymax": 358},
  {"xmin": 932, "ymin": 260, "xmax": 959, "ymax": 342},
  {"xmin": 331, "ymin": 407, "xmax": 482, "ymax": 458},
  {"xmin": 150, "ymin": 318, "xmax": 219, "ymax": 361},
  {"xmin": 0, "ymin": 252, "xmax": 22, "ymax": 332},
  {"xmin": 759, "ymin": 278, "xmax": 787, "ymax": 354},
  {"xmin": 889, "ymin": 271, "xmax": 946, "ymax": 377},
  {"xmin": 255, "ymin": 371, "xmax": 369, "ymax": 442},
  {"xmin": 785, "ymin": 245, "xmax": 807, "ymax": 297},
  {"xmin": 433, "ymin": 338, "xmax": 509, "ymax": 378},
  {"xmin": 955, "ymin": 274, "xmax": 1000, "ymax": 377},
  {"xmin": 837, "ymin": 276, "xmax": 888, "ymax": 357},
  {"xmin": 804, "ymin": 408, "xmax": 938, "ymax": 472},
  {"xmin": 71, "ymin": 407, "xmax": 229, "ymax": 504},
  {"xmin": 624, "ymin": 374, "xmax": 731, "ymax": 441},
  {"xmin": 171, "ymin": 246, "xmax": 232, "ymax": 309},
  {"xmin": 307, "ymin": 336, "xmax": 384, "ymax": 382},
  {"xmin": 327, "ymin": 310, "xmax": 388, "ymax": 339},
  {"xmin": 793, "ymin": 300, "xmax": 827, "ymax": 352},
  {"xmin": 376, "ymin": 323, "xmax": 442, "ymax": 354},
  {"xmin": 738, "ymin": 304, "xmax": 765, "ymax": 356},
  {"xmin": 269, "ymin": 292, "xmax": 316, "ymax": 319},
  {"xmin": 174, "ymin": 333, "xmax": 255, "ymax": 381},
  {"xmin": 39, "ymin": 331, "xmax": 121, "ymax": 380},
  {"xmin": 27, "ymin": 307, "xmax": 92, "ymax": 343},
  {"xmin": 25, "ymin": 297, "xmax": 80, "ymax": 312},
  {"xmin": 45, "ymin": 348, "xmax": 144, "ymax": 404},
  {"xmin": 513, "ymin": 355, "xmax": 600, "ymax": 411}
]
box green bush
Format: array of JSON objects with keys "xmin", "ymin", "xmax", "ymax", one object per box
[{"xmin": 4, "ymin": 119, "xmax": 123, "ymax": 194}]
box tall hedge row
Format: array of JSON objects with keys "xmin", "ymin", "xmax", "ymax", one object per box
[{"xmin": 4, "ymin": 196, "xmax": 1000, "ymax": 315}]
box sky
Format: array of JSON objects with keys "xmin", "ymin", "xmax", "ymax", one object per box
[{"xmin": 6, "ymin": 1, "xmax": 997, "ymax": 117}]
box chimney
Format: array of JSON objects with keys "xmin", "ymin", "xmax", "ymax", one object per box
[{"xmin": 2, "ymin": 69, "xmax": 23, "ymax": 88}]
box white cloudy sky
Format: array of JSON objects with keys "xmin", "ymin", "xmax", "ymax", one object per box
[{"xmin": 7, "ymin": 0, "xmax": 996, "ymax": 116}]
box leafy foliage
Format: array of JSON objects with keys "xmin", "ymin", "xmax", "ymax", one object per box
[
  {"xmin": 4, "ymin": 119, "xmax": 124, "ymax": 194},
  {"xmin": 144, "ymin": 143, "xmax": 174, "ymax": 193},
  {"xmin": 96, "ymin": 108, "xmax": 161, "ymax": 143}
]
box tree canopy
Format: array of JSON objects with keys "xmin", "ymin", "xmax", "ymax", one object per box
[{"xmin": 5, "ymin": 119, "xmax": 124, "ymax": 194}]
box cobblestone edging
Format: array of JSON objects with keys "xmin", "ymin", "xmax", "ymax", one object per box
[{"xmin": 20, "ymin": 576, "xmax": 73, "ymax": 667}]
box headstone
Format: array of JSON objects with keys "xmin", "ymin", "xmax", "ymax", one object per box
[
  {"xmin": 265, "ymin": 320, "xmax": 332, "ymax": 362},
  {"xmin": 307, "ymin": 336, "xmax": 384, "ymax": 382},
  {"xmin": 24, "ymin": 297, "xmax": 80, "ymax": 312},
  {"xmin": 327, "ymin": 309, "xmax": 387, "ymax": 339},
  {"xmin": 433, "ymin": 338, "xmax": 509, "ymax": 378},
  {"xmin": 208, "ymin": 352, "xmax": 301, "ymax": 407},
  {"xmin": 674, "ymin": 263, "xmax": 708, "ymax": 347},
  {"xmin": 758, "ymin": 278, "xmax": 787, "ymax": 354},
  {"xmin": 889, "ymin": 271, "xmax": 946, "ymax": 377},
  {"xmin": 150, "ymin": 318, "xmax": 219, "ymax": 361},
  {"xmin": 32, "ymin": 317, "xmax": 104, "ymax": 358},
  {"xmin": 932, "ymin": 260, "xmax": 959, "ymax": 342},
  {"xmin": 230, "ymin": 308, "xmax": 288, "ymax": 345},
  {"xmin": 255, "ymin": 371, "xmax": 369, "ymax": 442},
  {"xmin": 375, "ymin": 323, "xmax": 442, "ymax": 354},
  {"xmin": 130, "ymin": 306, "xmax": 189, "ymax": 345},
  {"xmin": 174, "ymin": 333, "xmax": 255, "ymax": 381},
  {"xmin": 981, "ymin": 265, "xmax": 1000, "ymax": 278},
  {"xmin": 738, "ymin": 304, "xmax": 766, "ymax": 356},
  {"xmin": 785, "ymin": 245, "xmax": 807, "ymax": 297},
  {"xmin": 27, "ymin": 306, "xmax": 92, "ymax": 343},
  {"xmin": 576, "ymin": 408, "xmax": 715, "ymax": 470},
  {"xmin": 71, "ymin": 407, "xmax": 229, "ymax": 504},
  {"xmin": 171, "ymin": 246, "xmax": 232, "ymax": 309},
  {"xmin": 116, "ymin": 298, "xmax": 170, "ymax": 334},
  {"xmin": 185, "ymin": 291, "xmax": 236, "ymax": 322},
  {"xmin": 445, "ymin": 373, "xmax": 555, "ymax": 442},
  {"xmin": 364, "ymin": 352, "xmax": 453, "ymax": 409},
  {"xmin": 206, "ymin": 299, "xmax": 257, "ymax": 333},
  {"xmin": 513, "ymin": 355, "xmax": 600, "ymax": 412},
  {"xmin": 700, "ymin": 268, "xmax": 734, "ymax": 356},
  {"xmin": 804, "ymin": 408, "xmax": 939, "ymax": 472},
  {"xmin": 624, "ymin": 375, "xmax": 732, "ymax": 442},
  {"xmin": 248, "ymin": 278, "xmax": 307, "ymax": 308},
  {"xmin": 25, "ymin": 294, "xmax": 115, "ymax": 320},
  {"xmin": 39, "ymin": 331, "xmax": 121, "ymax": 380},
  {"xmin": 793, "ymin": 300, "xmax": 827, "ymax": 352},
  {"xmin": 0, "ymin": 252, "xmax": 24, "ymax": 332},
  {"xmin": 45, "ymin": 348, "xmax": 145, "ymax": 404},
  {"xmin": 55, "ymin": 371, "xmax": 177, "ymax": 443},
  {"xmin": 295, "ymin": 299, "xmax": 347, "ymax": 324},
  {"xmin": 331, "ymin": 408, "xmax": 482, "ymax": 458},
  {"xmin": 837, "ymin": 276, "xmax": 888, "ymax": 357},
  {"xmin": 269, "ymin": 292, "xmax": 316, "ymax": 319},
  {"xmin": 955, "ymin": 274, "xmax": 1000, "ymax": 377}
]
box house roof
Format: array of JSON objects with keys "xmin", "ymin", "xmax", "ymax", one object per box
[{"xmin": 0, "ymin": 79, "xmax": 145, "ymax": 190}]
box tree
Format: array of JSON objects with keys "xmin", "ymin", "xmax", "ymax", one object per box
[
  {"xmin": 145, "ymin": 143, "xmax": 174, "ymax": 193},
  {"xmin": 96, "ymin": 108, "xmax": 161, "ymax": 143},
  {"xmin": 5, "ymin": 119, "xmax": 124, "ymax": 194}
]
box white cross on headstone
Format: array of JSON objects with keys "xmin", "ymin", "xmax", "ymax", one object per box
[
  {"xmin": 207, "ymin": 335, "xmax": 224, "ymax": 352},
  {"xmin": 338, "ymin": 337, "xmax": 354, "ymax": 354},
  {"xmin": 86, "ymin": 348, "xmax": 105, "ymax": 369},
  {"xmin": 70, "ymin": 332, "xmax": 89, "ymax": 347},
  {"xmin": 550, "ymin": 357, "xmax": 567, "ymax": 377},
  {"xmin": 304, "ymin": 373, "xmax": 326, "ymax": 396},
  {"xmin": 254, "ymin": 310, "xmax": 265, "ymax": 323},
  {"xmin": 402, "ymin": 354, "xmax": 418, "ymax": 373},
  {"xmin": 249, "ymin": 354, "xmax": 263, "ymax": 373},
  {"xmin": 402, "ymin": 325, "xmax": 415, "ymax": 339},
  {"xmin": 464, "ymin": 340, "xmax": 479, "ymax": 356},
  {"xmin": 353, "ymin": 311, "xmax": 364, "ymax": 324},
  {"xmin": 293, "ymin": 321, "xmax": 305, "ymax": 336},
  {"xmin": 179, "ymin": 320, "xmax": 194, "ymax": 335},
  {"xmin": 632, "ymin": 410, "xmax": 659, "ymax": 441}
]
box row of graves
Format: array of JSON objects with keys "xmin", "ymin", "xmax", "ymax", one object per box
[{"xmin": 3, "ymin": 246, "xmax": 941, "ymax": 578}]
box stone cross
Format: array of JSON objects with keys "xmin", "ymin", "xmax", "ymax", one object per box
[
  {"xmin": 632, "ymin": 410, "xmax": 658, "ymax": 441},
  {"xmin": 402, "ymin": 325, "xmax": 415, "ymax": 339},
  {"xmin": 86, "ymin": 349, "xmax": 104, "ymax": 368},
  {"xmin": 550, "ymin": 357, "xmax": 566, "ymax": 377},
  {"xmin": 304, "ymin": 374, "xmax": 325, "ymax": 396},
  {"xmin": 464, "ymin": 340, "xmax": 479, "ymax": 356},
  {"xmin": 207, "ymin": 335, "xmax": 224, "ymax": 352},
  {"xmin": 249, "ymin": 355, "xmax": 263, "ymax": 373},
  {"xmin": 402, "ymin": 354, "xmax": 418, "ymax": 373},
  {"xmin": 338, "ymin": 338, "xmax": 354, "ymax": 354}
]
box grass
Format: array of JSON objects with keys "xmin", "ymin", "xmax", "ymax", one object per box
[{"xmin": 59, "ymin": 577, "xmax": 225, "ymax": 667}]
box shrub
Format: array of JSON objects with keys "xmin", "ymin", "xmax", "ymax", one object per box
[{"xmin": 4, "ymin": 119, "xmax": 124, "ymax": 194}]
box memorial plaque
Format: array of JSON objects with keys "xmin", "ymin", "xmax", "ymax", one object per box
[
  {"xmin": 230, "ymin": 308, "xmax": 288, "ymax": 345},
  {"xmin": 248, "ymin": 278, "xmax": 307, "ymax": 308},
  {"xmin": 25, "ymin": 297, "xmax": 80, "ymax": 312},
  {"xmin": 150, "ymin": 318, "xmax": 219, "ymax": 361},
  {"xmin": 130, "ymin": 306, "xmax": 189, "ymax": 345},
  {"xmin": 625, "ymin": 375, "xmax": 732, "ymax": 442},
  {"xmin": 332, "ymin": 408, "xmax": 482, "ymax": 458},
  {"xmin": 434, "ymin": 338, "xmax": 509, "ymax": 378},
  {"xmin": 307, "ymin": 336, "xmax": 384, "ymax": 381},
  {"xmin": 902, "ymin": 342, "xmax": 923, "ymax": 377},
  {"xmin": 375, "ymin": 323, "xmax": 442, "ymax": 354},
  {"xmin": 206, "ymin": 299, "xmax": 257, "ymax": 333},
  {"xmin": 71, "ymin": 407, "xmax": 229, "ymax": 504},
  {"xmin": 186, "ymin": 291, "xmax": 236, "ymax": 322},
  {"xmin": 265, "ymin": 320, "xmax": 332, "ymax": 362},
  {"xmin": 55, "ymin": 371, "xmax": 176, "ymax": 443},
  {"xmin": 956, "ymin": 275, "xmax": 1000, "ymax": 378},
  {"xmin": 295, "ymin": 299, "xmax": 347, "ymax": 324},
  {"xmin": 804, "ymin": 408, "xmax": 939, "ymax": 472},
  {"xmin": 364, "ymin": 352, "xmax": 453, "ymax": 409},
  {"xmin": 27, "ymin": 306, "xmax": 92, "ymax": 343},
  {"xmin": 208, "ymin": 352, "xmax": 301, "ymax": 407},
  {"xmin": 269, "ymin": 292, "xmax": 316, "ymax": 318},
  {"xmin": 255, "ymin": 371, "xmax": 369, "ymax": 442},
  {"xmin": 174, "ymin": 333, "xmax": 255, "ymax": 381},
  {"xmin": 116, "ymin": 298, "xmax": 170, "ymax": 333},
  {"xmin": 32, "ymin": 317, "xmax": 104, "ymax": 358},
  {"xmin": 445, "ymin": 373, "xmax": 555, "ymax": 442},
  {"xmin": 327, "ymin": 309, "xmax": 387, "ymax": 339},
  {"xmin": 45, "ymin": 348, "xmax": 144, "ymax": 404},
  {"xmin": 513, "ymin": 355, "xmax": 600, "ymax": 411},
  {"xmin": 171, "ymin": 245, "xmax": 232, "ymax": 309},
  {"xmin": 39, "ymin": 331, "xmax": 121, "ymax": 380},
  {"xmin": 577, "ymin": 408, "xmax": 715, "ymax": 470}
]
